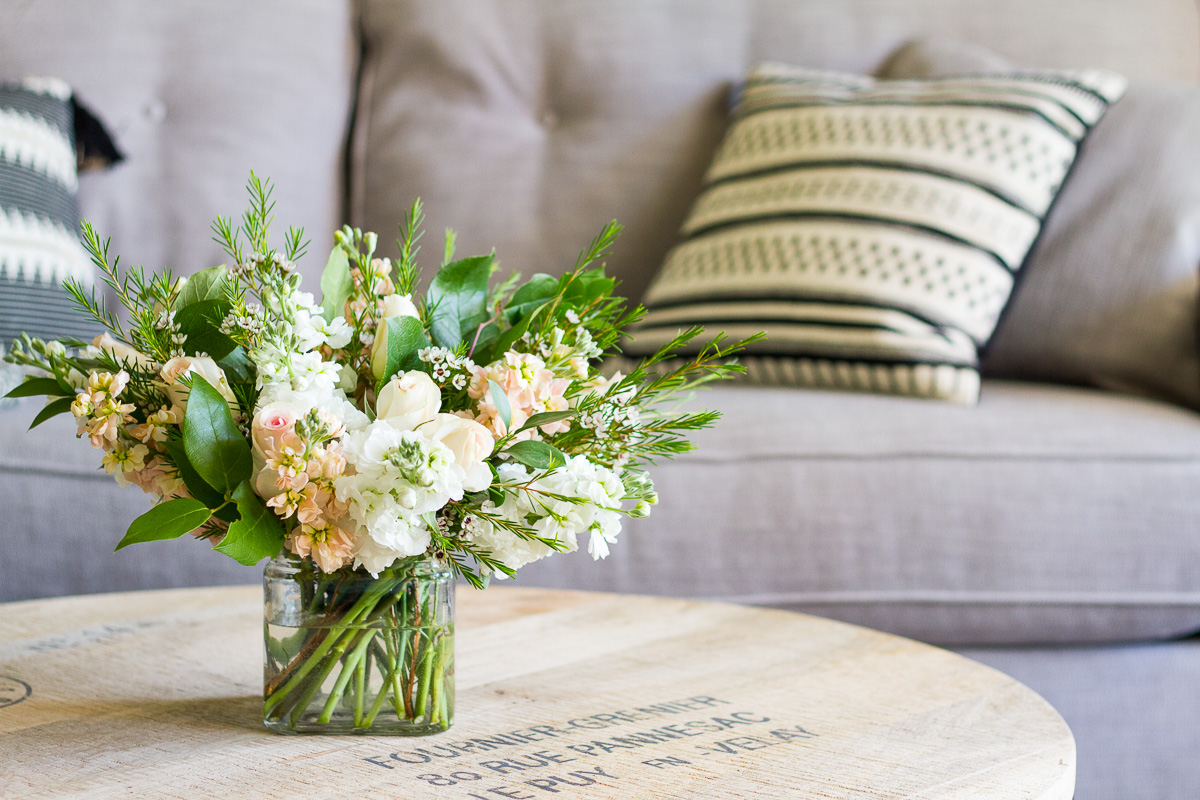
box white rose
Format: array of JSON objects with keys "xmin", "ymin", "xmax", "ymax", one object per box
[
  {"xmin": 91, "ymin": 333, "xmax": 156, "ymax": 370},
  {"xmin": 423, "ymin": 413, "xmax": 494, "ymax": 491},
  {"xmin": 160, "ymin": 356, "xmax": 237, "ymax": 414},
  {"xmin": 382, "ymin": 293, "xmax": 419, "ymax": 320},
  {"xmin": 376, "ymin": 370, "xmax": 440, "ymax": 431}
]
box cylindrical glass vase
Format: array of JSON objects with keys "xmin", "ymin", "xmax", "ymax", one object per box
[{"xmin": 263, "ymin": 554, "xmax": 454, "ymax": 735}]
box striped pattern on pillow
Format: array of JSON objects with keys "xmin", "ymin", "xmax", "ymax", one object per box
[
  {"xmin": 1, "ymin": 77, "xmax": 95, "ymax": 347},
  {"xmin": 631, "ymin": 63, "xmax": 1126, "ymax": 403}
]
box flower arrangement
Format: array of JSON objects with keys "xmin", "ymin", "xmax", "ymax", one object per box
[{"xmin": 4, "ymin": 175, "xmax": 754, "ymax": 733}]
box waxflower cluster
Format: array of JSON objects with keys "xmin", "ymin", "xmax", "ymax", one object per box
[{"xmin": 4, "ymin": 176, "xmax": 751, "ymax": 587}]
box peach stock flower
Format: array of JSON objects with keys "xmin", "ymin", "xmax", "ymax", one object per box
[
  {"xmin": 468, "ymin": 352, "xmax": 572, "ymax": 439},
  {"xmin": 286, "ymin": 521, "xmax": 355, "ymax": 573}
]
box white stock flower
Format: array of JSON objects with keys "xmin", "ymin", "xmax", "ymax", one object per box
[
  {"xmin": 376, "ymin": 371, "xmax": 441, "ymax": 431},
  {"xmin": 335, "ymin": 422, "xmax": 467, "ymax": 567},
  {"xmin": 294, "ymin": 309, "xmax": 353, "ymax": 351},
  {"xmin": 286, "ymin": 351, "xmax": 342, "ymax": 394}
]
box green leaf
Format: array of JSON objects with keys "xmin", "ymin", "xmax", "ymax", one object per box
[
  {"xmin": 29, "ymin": 396, "xmax": 75, "ymax": 429},
  {"xmin": 177, "ymin": 265, "xmax": 229, "ymax": 308},
  {"xmin": 319, "ymin": 246, "xmax": 353, "ymax": 323},
  {"xmin": 183, "ymin": 375, "xmax": 251, "ymax": 493},
  {"xmin": 176, "ymin": 298, "xmax": 237, "ymax": 360},
  {"xmin": 216, "ymin": 346, "xmax": 254, "ymax": 386},
  {"xmin": 214, "ymin": 481, "xmax": 285, "ymax": 565},
  {"xmin": 516, "ymin": 409, "xmax": 577, "ymax": 434},
  {"xmin": 163, "ymin": 438, "xmax": 233, "ymax": 519},
  {"xmin": 5, "ymin": 377, "xmax": 69, "ymax": 399},
  {"xmin": 115, "ymin": 497, "xmax": 212, "ymax": 551},
  {"xmin": 487, "ymin": 312, "xmax": 535, "ymax": 365},
  {"xmin": 469, "ymin": 321, "xmax": 500, "ymax": 359},
  {"xmin": 562, "ymin": 267, "xmax": 615, "ymax": 306},
  {"xmin": 426, "ymin": 254, "xmax": 493, "ymax": 349},
  {"xmin": 372, "ymin": 315, "xmax": 430, "ymax": 384},
  {"xmin": 505, "ymin": 273, "xmax": 558, "ymax": 323},
  {"xmin": 488, "ymin": 379, "xmax": 512, "ymax": 432},
  {"xmin": 503, "ymin": 440, "xmax": 568, "ymax": 471}
]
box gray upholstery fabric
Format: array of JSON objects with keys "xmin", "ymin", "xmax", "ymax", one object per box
[
  {"xmin": 961, "ymin": 639, "xmax": 1200, "ymax": 800},
  {"xmin": 516, "ymin": 381, "xmax": 1200, "ymax": 645},
  {"xmin": 352, "ymin": 0, "xmax": 1200, "ymax": 304},
  {"xmin": 882, "ymin": 41, "xmax": 1200, "ymax": 412},
  {"xmin": 0, "ymin": 0, "xmax": 355, "ymax": 287},
  {"xmin": 8, "ymin": 380, "xmax": 1200, "ymax": 643}
]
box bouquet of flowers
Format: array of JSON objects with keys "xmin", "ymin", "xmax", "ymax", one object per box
[{"xmin": 4, "ymin": 175, "xmax": 754, "ymax": 734}]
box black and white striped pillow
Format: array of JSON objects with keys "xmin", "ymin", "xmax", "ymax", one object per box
[
  {"xmin": 1, "ymin": 78, "xmax": 99, "ymax": 404},
  {"xmin": 632, "ymin": 63, "xmax": 1126, "ymax": 403},
  {"xmin": 1, "ymin": 78, "xmax": 97, "ymax": 346}
]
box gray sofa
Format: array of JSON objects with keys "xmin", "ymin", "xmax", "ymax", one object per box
[{"xmin": 3, "ymin": 2, "xmax": 1199, "ymax": 798}]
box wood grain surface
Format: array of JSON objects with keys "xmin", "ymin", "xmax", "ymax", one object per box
[{"xmin": 0, "ymin": 585, "xmax": 1074, "ymax": 799}]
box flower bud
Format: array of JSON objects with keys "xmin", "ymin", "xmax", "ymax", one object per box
[{"xmin": 381, "ymin": 293, "xmax": 420, "ymax": 320}]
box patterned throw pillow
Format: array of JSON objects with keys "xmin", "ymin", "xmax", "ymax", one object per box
[
  {"xmin": 630, "ymin": 63, "xmax": 1126, "ymax": 403},
  {"xmin": 1, "ymin": 78, "xmax": 98, "ymax": 403}
]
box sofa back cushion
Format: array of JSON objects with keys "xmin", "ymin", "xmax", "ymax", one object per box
[
  {"xmin": 352, "ymin": 0, "xmax": 1200, "ymax": 303},
  {"xmin": 0, "ymin": 0, "xmax": 356, "ymax": 287}
]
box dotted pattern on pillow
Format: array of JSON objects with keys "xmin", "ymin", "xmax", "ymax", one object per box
[{"xmin": 630, "ymin": 63, "xmax": 1126, "ymax": 403}]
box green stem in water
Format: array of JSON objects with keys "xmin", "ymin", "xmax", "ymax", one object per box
[
  {"xmin": 316, "ymin": 629, "xmax": 373, "ymax": 724},
  {"xmin": 264, "ymin": 578, "xmax": 391, "ymax": 719},
  {"xmin": 354, "ymin": 638, "xmax": 368, "ymax": 726}
]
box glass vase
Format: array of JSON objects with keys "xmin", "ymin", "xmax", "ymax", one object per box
[{"xmin": 262, "ymin": 553, "xmax": 454, "ymax": 735}]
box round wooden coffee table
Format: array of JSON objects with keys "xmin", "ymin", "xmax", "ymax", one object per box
[{"xmin": 0, "ymin": 586, "xmax": 1073, "ymax": 799}]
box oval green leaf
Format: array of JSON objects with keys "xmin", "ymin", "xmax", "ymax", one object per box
[
  {"xmin": 502, "ymin": 439, "xmax": 567, "ymax": 471},
  {"xmin": 115, "ymin": 497, "xmax": 212, "ymax": 551},
  {"xmin": 214, "ymin": 481, "xmax": 285, "ymax": 565},
  {"xmin": 183, "ymin": 375, "xmax": 251, "ymax": 493}
]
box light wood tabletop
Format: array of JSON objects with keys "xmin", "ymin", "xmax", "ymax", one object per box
[{"xmin": 0, "ymin": 585, "xmax": 1074, "ymax": 799}]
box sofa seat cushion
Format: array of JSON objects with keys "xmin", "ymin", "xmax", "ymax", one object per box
[
  {"xmin": 0, "ymin": 402, "xmax": 247, "ymax": 602},
  {"xmin": 518, "ymin": 381, "xmax": 1200, "ymax": 645}
]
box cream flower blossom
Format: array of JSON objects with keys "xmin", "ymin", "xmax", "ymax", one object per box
[
  {"xmin": 376, "ymin": 370, "xmax": 441, "ymax": 431},
  {"xmin": 422, "ymin": 413, "xmax": 494, "ymax": 492},
  {"xmin": 103, "ymin": 443, "xmax": 150, "ymax": 480},
  {"xmin": 381, "ymin": 293, "xmax": 420, "ymax": 320},
  {"xmin": 128, "ymin": 406, "xmax": 179, "ymax": 444},
  {"xmin": 89, "ymin": 333, "xmax": 156, "ymax": 370},
  {"xmin": 159, "ymin": 356, "xmax": 237, "ymax": 414}
]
